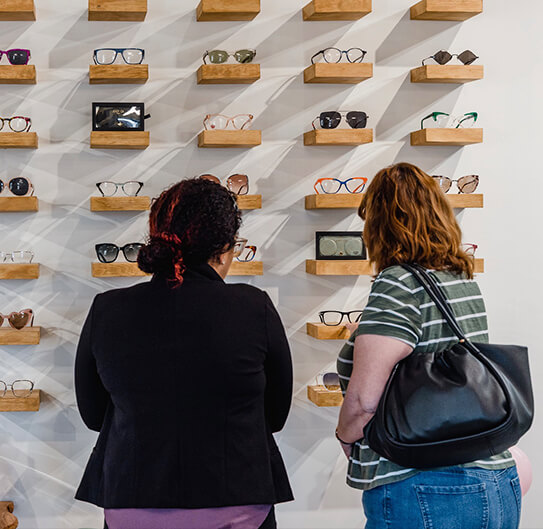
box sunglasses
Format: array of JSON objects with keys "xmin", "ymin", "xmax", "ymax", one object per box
[
  {"xmin": 0, "ymin": 309, "xmax": 34, "ymax": 330},
  {"xmin": 0, "ymin": 49, "xmax": 31, "ymax": 65},
  {"xmin": 93, "ymin": 48, "xmax": 145, "ymax": 65},
  {"xmin": 311, "ymin": 47, "xmax": 366, "ymax": 64},
  {"xmin": 203, "ymin": 114, "xmax": 253, "ymax": 131},
  {"xmin": 203, "ymin": 49, "xmax": 256, "ymax": 65},
  {"xmin": 0, "ymin": 379, "xmax": 34, "ymax": 398},
  {"xmin": 0, "ymin": 251, "xmax": 34, "ymax": 263},
  {"xmin": 200, "ymin": 173, "xmax": 249, "ymax": 195},
  {"xmin": 316, "ymin": 372, "xmax": 341, "ymax": 392},
  {"xmin": 0, "ymin": 116, "xmax": 32, "ymax": 133},
  {"xmin": 433, "ymin": 175, "xmax": 479, "ymax": 194},
  {"xmin": 319, "ymin": 310, "xmax": 363, "ymax": 326},
  {"xmin": 314, "ymin": 177, "xmax": 367, "ymax": 194},
  {"xmin": 95, "ymin": 243, "xmax": 143, "ymax": 263},
  {"xmin": 0, "ymin": 177, "xmax": 33, "ymax": 196},
  {"xmin": 422, "ymin": 50, "xmax": 478, "ymax": 66},
  {"xmin": 312, "ymin": 111, "xmax": 368, "ymax": 130},
  {"xmin": 96, "ymin": 181, "xmax": 144, "ymax": 197},
  {"xmin": 420, "ymin": 111, "xmax": 478, "ymax": 130},
  {"xmin": 462, "ymin": 243, "xmax": 478, "ymax": 256}
]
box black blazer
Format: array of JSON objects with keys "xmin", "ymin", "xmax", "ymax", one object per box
[{"xmin": 75, "ymin": 264, "xmax": 294, "ymax": 508}]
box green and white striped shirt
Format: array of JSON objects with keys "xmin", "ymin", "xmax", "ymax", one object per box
[{"xmin": 337, "ymin": 265, "xmax": 515, "ymax": 491}]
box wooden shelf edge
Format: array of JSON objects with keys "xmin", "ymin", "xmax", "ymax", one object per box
[
  {"xmin": 196, "ymin": 0, "xmax": 260, "ymax": 21},
  {"xmin": 0, "ymin": 196, "xmax": 39, "ymax": 212},
  {"xmin": 302, "ymin": 0, "xmax": 372, "ymax": 21},
  {"xmin": 0, "ymin": 65, "xmax": 37, "ymax": 85},
  {"xmin": 0, "ymin": 390, "xmax": 40, "ymax": 412},
  {"xmin": 0, "ymin": 0, "xmax": 36, "ymax": 21},
  {"xmin": 0, "ymin": 326, "xmax": 41, "ymax": 345},
  {"xmin": 410, "ymin": 128, "xmax": 483, "ymax": 146},
  {"xmin": 0, "ymin": 263, "xmax": 40, "ymax": 280},
  {"xmin": 307, "ymin": 385, "xmax": 343, "ymax": 407},
  {"xmin": 197, "ymin": 64, "xmax": 260, "ymax": 85},
  {"xmin": 197, "ymin": 130, "xmax": 262, "ymax": 148},
  {"xmin": 411, "ymin": 65, "xmax": 484, "ymax": 84},
  {"xmin": 90, "ymin": 196, "xmax": 151, "ymax": 212},
  {"xmin": 88, "ymin": 64, "xmax": 149, "ymax": 85},
  {"xmin": 228, "ymin": 261, "xmax": 263, "ymax": 276},
  {"xmin": 410, "ymin": 0, "xmax": 483, "ymax": 20},
  {"xmin": 90, "ymin": 131, "xmax": 150, "ymax": 150},
  {"xmin": 304, "ymin": 129, "xmax": 373, "ymax": 146},
  {"xmin": 88, "ymin": 0, "xmax": 148, "ymax": 21},
  {"xmin": 236, "ymin": 195, "xmax": 262, "ymax": 210},
  {"xmin": 307, "ymin": 322, "xmax": 351, "ymax": 340},
  {"xmin": 303, "ymin": 63, "xmax": 373, "ymax": 84}
]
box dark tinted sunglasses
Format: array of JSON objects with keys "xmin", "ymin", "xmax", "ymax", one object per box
[
  {"xmin": 0, "ymin": 177, "xmax": 33, "ymax": 196},
  {"xmin": 422, "ymin": 50, "xmax": 478, "ymax": 66},
  {"xmin": 0, "ymin": 49, "xmax": 31, "ymax": 65},
  {"xmin": 312, "ymin": 111, "xmax": 368, "ymax": 130},
  {"xmin": 95, "ymin": 243, "xmax": 143, "ymax": 263}
]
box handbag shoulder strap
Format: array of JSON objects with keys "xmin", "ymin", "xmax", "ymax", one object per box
[{"xmin": 401, "ymin": 264, "xmax": 469, "ymax": 343}]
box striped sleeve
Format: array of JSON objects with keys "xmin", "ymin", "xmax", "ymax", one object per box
[{"xmin": 354, "ymin": 272, "xmax": 422, "ymax": 348}]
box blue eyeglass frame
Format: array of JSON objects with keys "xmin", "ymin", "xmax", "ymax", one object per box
[
  {"xmin": 314, "ymin": 177, "xmax": 367, "ymax": 194},
  {"xmin": 93, "ymin": 48, "xmax": 145, "ymax": 65}
]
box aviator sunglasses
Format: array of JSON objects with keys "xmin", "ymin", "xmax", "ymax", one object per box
[
  {"xmin": 422, "ymin": 50, "xmax": 478, "ymax": 66},
  {"xmin": 433, "ymin": 174, "xmax": 479, "ymax": 194},
  {"xmin": 200, "ymin": 173, "xmax": 249, "ymax": 195},
  {"xmin": 0, "ymin": 116, "xmax": 32, "ymax": 132},
  {"xmin": 203, "ymin": 49, "xmax": 256, "ymax": 64},
  {"xmin": 312, "ymin": 111, "xmax": 368, "ymax": 130},
  {"xmin": 93, "ymin": 48, "xmax": 145, "ymax": 65},
  {"xmin": 95, "ymin": 243, "xmax": 143, "ymax": 263},
  {"xmin": 96, "ymin": 181, "xmax": 144, "ymax": 197},
  {"xmin": 0, "ymin": 309, "xmax": 34, "ymax": 330},
  {"xmin": 0, "ymin": 49, "xmax": 31, "ymax": 65},
  {"xmin": 314, "ymin": 177, "xmax": 367, "ymax": 194},
  {"xmin": 311, "ymin": 47, "xmax": 366, "ymax": 64},
  {"xmin": 203, "ymin": 114, "xmax": 253, "ymax": 131},
  {"xmin": 420, "ymin": 111, "xmax": 478, "ymax": 130},
  {"xmin": 0, "ymin": 177, "xmax": 33, "ymax": 196}
]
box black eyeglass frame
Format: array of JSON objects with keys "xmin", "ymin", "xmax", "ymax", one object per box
[
  {"xmin": 319, "ymin": 310, "xmax": 364, "ymax": 326},
  {"xmin": 95, "ymin": 181, "xmax": 144, "ymax": 197},
  {"xmin": 311, "ymin": 47, "xmax": 367, "ymax": 64},
  {"xmin": 93, "ymin": 48, "xmax": 145, "ymax": 65}
]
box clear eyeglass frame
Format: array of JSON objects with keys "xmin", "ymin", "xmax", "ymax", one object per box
[{"xmin": 0, "ymin": 379, "xmax": 34, "ymax": 398}]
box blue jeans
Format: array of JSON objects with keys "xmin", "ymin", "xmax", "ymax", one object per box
[{"xmin": 363, "ymin": 466, "xmax": 521, "ymax": 529}]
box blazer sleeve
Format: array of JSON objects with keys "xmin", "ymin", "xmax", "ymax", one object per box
[
  {"xmin": 74, "ymin": 297, "xmax": 111, "ymax": 432},
  {"xmin": 263, "ymin": 293, "xmax": 293, "ymax": 433}
]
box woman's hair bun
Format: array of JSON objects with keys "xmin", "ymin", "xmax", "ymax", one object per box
[{"xmin": 137, "ymin": 235, "xmax": 183, "ymax": 279}]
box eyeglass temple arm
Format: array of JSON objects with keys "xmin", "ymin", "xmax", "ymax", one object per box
[
  {"xmin": 311, "ymin": 116, "xmax": 320, "ymax": 130},
  {"xmin": 203, "ymin": 51, "xmax": 209, "ymax": 64},
  {"xmin": 420, "ymin": 111, "xmax": 448, "ymax": 130},
  {"xmin": 455, "ymin": 112, "xmax": 478, "ymax": 128},
  {"xmin": 25, "ymin": 118, "xmax": 32, "ymax": 132},
  {"xmin": 240, "ymin": 115, "xmax": 253, "ymax": 130},
  {"xmin": 421, "ymin": 55, "xmax": 433, "ymax": 66},
  {"xmin": 310, "ymin": 50, "xmax": 323, "ymax": 64}
]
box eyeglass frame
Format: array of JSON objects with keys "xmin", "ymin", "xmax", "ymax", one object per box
[
  {"xmin": 462, "ymin": 243, "xmax": 478, "ymax": 256},
  {"xmin": 0, "ymin": 309, "xmax": 34, "ymax": 329},
  {"xmin": 422, "ymin": 50, "xmax": 478, "ymax": 66},
  {"xmin": 312, "ymin": 111, "xmax": 369, "ymax": 130},
  {"xmin": 199, "ymin": 174, "xmax": 249, "ymax": 196},
  {"xmin": 319, "ymin": 310, "xmax": 363, "ymax": 326},
  {"xmin": 311, "ymin": 47, "xmax": 367, "ymax": 64},
  {"xmin": 0, "ymin": 379, "xmax": 34, "ymax": 398},
  {"xmin": 96, "ymin": 181, "xmax": 144, "ymax": 197},
  {"xmin": 236, "ymin": 244, "xmax": 256, "ymax": 262},
  {"xmin": 0, "ymin": 177, "xmax": 34, "ymax": 196},
  {"xmin": 202, "ymin": 49, "xmax": 256, "ymax": 65},
  {"xmin": 0, "ymin": 251, "xmax": 34, "ymax": 263},
  {"xmin": 95, "ymin": 243, "xmax": 143, "ymax": 263},
  {"xmin": 314, "ymin": 177, "xmax": 368, "ymax": 195},
  {"xmin": 203, "ymin": 114, "xmax": 253, "ymax": 131},
  {"xmin": 0, "ymin": 116, "xmax": 32, "ymax": 133},
  {"xmin": 432, "ymin": 174, "xmax": 479, "ymax": 194},
  {"xmin": 93, "ymin": 48, "xmax": 145, "ymax": 65},
  {"xmin": 0, "ymin": 49, "xmax": 31, "ymax": 65},
  {"xmin": 420, "ymin": 111, "xmax": 478, "ymax": 130}
]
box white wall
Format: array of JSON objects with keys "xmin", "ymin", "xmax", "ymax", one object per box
[{"xmin": 1, "ymin": 0, "xmax": 541, "ymax": 527}]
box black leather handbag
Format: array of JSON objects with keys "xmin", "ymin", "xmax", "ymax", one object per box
[{"xmin": 363, "ymin": 264, "xmax": 534, "ymax": 469}]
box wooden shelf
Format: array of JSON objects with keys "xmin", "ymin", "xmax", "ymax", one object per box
[
  {"xmin": 88, "ymin": 0, "xmax": 147, "ymax": 21},
  {"xmin": 474, "ymin": 258, "xmax": 484, "ymax": 274},
  {"xmin": 0, "ymin": 197, "xmax": 38, "ymax": 212},
  {"xmin": 411, "ymin": 65, "xmax": 484, "ymax": 84},
  {"xmin": 197, "ymin": 64, "xmax": 260, "ymax": 85},
  {"xmin": 0, "ymin": 390, "xmax": 40, "ymax": 412},
  {"xmin": 0, "ymin": 0, "xmax": 35, "ymax": 20},
  {"xmin": 198, "ymin": 130, "xmax": 261, "ymax": 148},
  {"xmin": 304, "ymin": 63, "xmax": 373, "ymax": 84},
  {"xmin": 236, "ymin": 195, "xmax": 262, "ymax": 210},
  {"xmin": 90, "ymin": 196, "xmax": 150, "ymax": 211},
  {"xmin": 410, "ymin": 0, "xmax": 482, "ymax": 20},
  {"xmin": 228, "ymin": 261, "xmax": 263, "ymax": 276},
  {"xmin": 90, "ymin": 131, "xmax": 149, "ymax": 150},
  {"xmin": 197, "ymin": 0, "xmax": 260, "ymax": 21},
  {"xmin": 89, "ymin": 64, "xmax": 148, "ymax": 85},
  {"xmin": 305, "ymin": 193, "xmax": 483, "ymax": 209},
  {"xmin": 0, "ymin": 65, "xmax": 36, "ymax": 85},
  {"xmin": 304, "ymin": 129, "xmax": 373, "ymax": 146},
  {"xmin": 411, "ymin": 128, "xmax": 483, "ymax": 146},
  {"xmin": 306, "ymin": 259, "xmax": 372, "ymax": 275},
  {"xmin": 0, "ymin": 327, "xmax": 40, "ymax": 345},
  {"xmin": 0, "ymin": 133, "xmax": 38, "ymax": 149},
  {"xmin": 0, "ymin": 263, "xmax": 39, "ymax": 280},
  {"xmin": 303, "ymin": 0, "xmax": 371, "ymax": 20},
  {"xmin": 307, "ymin": 322, "xmax": 350, "ymax": 340},
  {"xmin": 307, "ymin": 385, "xmax": 343, "ymax": 407},
  {"xmin": 92, "ymin": 262, "xmax": 148, "ymax": 277}
]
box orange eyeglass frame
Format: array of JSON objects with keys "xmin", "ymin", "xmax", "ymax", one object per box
[{"xmin": 314, "ymin": 177, "xmax": 368, "ymax": 194}]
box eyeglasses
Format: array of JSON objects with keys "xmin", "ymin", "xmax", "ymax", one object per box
[
  {"xmin": 93, "ymin": 48, "xmax": 145, "ymax": 65},
  {"xmin": 0, "ymin": 380, "xmax": 34, "ymax": 398},
  {"xmin": 0, "ymin": 251, "xmax": 34, "ymax": 263},
  {"xmin": 312, "ymin": 111, "xmax": 368, "ymax": 130},
  {"xmin": 0, "ymin": 116, "xmax": 32, "ymax": 133},
  {"xmin": 203, "ymin": 49, "xmax": 256, "ymax": 65},
  {"xmin": 96, "ymin": 181, "xmax": 144, "ymax": 197},
  {"xmin": 422, "ymin": 50, "xmax": 478, "ymax": 66},
  {"xmin": 433, "ymin": 175, "xmax": 479, "ymax": 194},
  {"xmin": 233, "ymin": 237, "xmax": 248, "ymax": 258},
  {"xmin": 0, "ymin": 177, "xmax": 34, "ymax": 196},
  {"xmin": 236, "ymin": 243, "xmax": 257, "ymax": 262},
  {"xmin": 421, "ymin": 111, "xmax": 478, "ymax": 130},
  {"xmin": 311, "ymin": 47, "xmax": 366, "ymax": 64},
  {"xmin": 319, "ymin": 310, "xmax": 363, "ymax": 326},
  {"xmin": 314, "ymin": 177, "xmax": 367, "ymax": 194},
  {"xmin": 95, "ymin": 243, "xmax": 143, "ymax": 263},
  {"xmin": 316, "ymin": 372, "xmax": 341, "ymax": 392},
  {"xmin": 462, "ymin": 243, "xmax": 478, "ymax": 256},
  {"xmin": 0, "ymin": 309, "xmax": 34, "ymax": 330},
  {"xmin": 200, "ymin": 174, "xmax": 249, "ymax": 195},
  {"xmin": 203, "ymin": 114, "xmax": 253, "ymax": 131},
  {"xmin": 0, "ymin": 49, "xmax": 31, "ymax": 65}
]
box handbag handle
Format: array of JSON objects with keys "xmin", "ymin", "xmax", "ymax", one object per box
[{"xmin": 401, "ymin": 264, "xmax": 470, "ymax": 343}]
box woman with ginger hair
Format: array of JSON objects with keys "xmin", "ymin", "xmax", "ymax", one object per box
[{"xmin": 335, "ymin": 163, "xmax": 520, "ymax": 529}]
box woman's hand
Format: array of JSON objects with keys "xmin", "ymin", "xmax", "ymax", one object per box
[
  {"xmin": 344, "ymin": 322, "xmax": 359, "ymax": 335},
  {"xmin": 339, "ymin": 440, "xmax": 353, "ymax": 459}
]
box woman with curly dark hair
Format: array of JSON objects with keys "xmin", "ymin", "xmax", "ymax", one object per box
[{"xmin": 74, "ymin": 178, "xmax": 294, "ymax": 529}]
